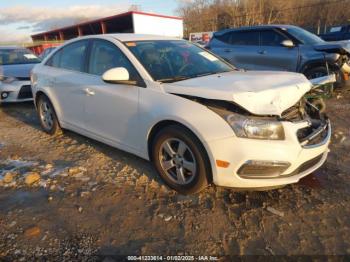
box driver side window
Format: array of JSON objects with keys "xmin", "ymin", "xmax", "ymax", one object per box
[
  {"xmin": 260, "ymin": 30, "xmax": 288, "ymax": 46},
  {"xmin": 88, "ymin": 40, "xmax": 139, "ymax": 81}
]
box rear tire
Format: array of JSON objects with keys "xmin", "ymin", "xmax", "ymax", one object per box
[
  {"xmin": 37, "ymin": 95, "xmax": 62, "ymax": 136},
  {"xmin": 152, "ymin": 125, "xmax": 210, "ymax": 194}
]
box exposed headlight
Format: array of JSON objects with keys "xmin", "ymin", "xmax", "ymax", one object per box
[
  {"xmin": 226, "ymin": 114, "xmax": 285, "ymax": 140},
  {"xmin": 0, "ymin": 76, "xmax": 18, "ymax": 84}
]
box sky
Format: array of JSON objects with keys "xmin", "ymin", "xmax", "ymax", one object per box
[{"xmin": 0, "ymin": 0, "xmax": 186, "ymax": 43}]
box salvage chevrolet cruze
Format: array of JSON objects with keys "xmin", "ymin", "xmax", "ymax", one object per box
[{"xmin": 31, "ymin": 34, "xmax": 331, "ymax": 194}]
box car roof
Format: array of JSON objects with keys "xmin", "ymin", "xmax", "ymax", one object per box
[
  {"xmin": 214, "ymin": 24, "xmax": 299, "ymax": 35},
  {"xmin": 76, "ymin": 33, "xmax": 182, "ymax": 42}
]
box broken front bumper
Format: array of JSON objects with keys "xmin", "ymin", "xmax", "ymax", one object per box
[{"xmin": 205, "ymin": 119, "xmax": 331, "ymax": 189}]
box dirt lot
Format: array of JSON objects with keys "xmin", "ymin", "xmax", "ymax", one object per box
[{"xmin": 0, "ymin": 89, "xmax": 350, "ymax": 260}]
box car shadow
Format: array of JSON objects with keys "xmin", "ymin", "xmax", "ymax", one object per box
[
  {"xmin": 0, "ymin": 101, "xmax": 163, "ymax": 185},
  {"xmin": 0, "ymin": 101, "xmax": 42, "ymax": 131}
]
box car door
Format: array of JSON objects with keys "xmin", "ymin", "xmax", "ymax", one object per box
[
  {"xmin": 212, "ymin": 30, "xmax": 260, "ymax": 70},
  {"xmin": 83, "ymin": 39, "xmax": 142, "ymax": 152},
  {"xmin": 45, "ymin": 40, "xmax": 89, "ymax": 129},
  {"xmin": 255, "ymin": 29, "xmax": 299, "ymax": 72}
]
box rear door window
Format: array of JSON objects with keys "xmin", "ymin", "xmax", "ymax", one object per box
[
  {"xmin": 46, "ymin": 49, "xmax": 62, "ymax": 67},
  {"xmin": 215, "ymin": 32, "xmax": 231, "ymax": 44},
  {"xmin": 46, "ymin": 40, "xmax": 88, "ymax": 72},
  {"xmin": 229, "ymin": 31, "xmax": 260, "ymax": 46},
  {"xmin": 60, "ymin": 41, "xmax": 88, "ymax": 72}
]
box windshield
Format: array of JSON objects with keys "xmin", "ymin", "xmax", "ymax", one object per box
[
  {"xmin": 125, "ymin": 40, "xmax": 234, "ymax": 82},
  {"xmin": 0, "ymin": 49, "xmax": 41, "ymax": 65},
  {"xmin": 285, "ymin": 27, "xmax": 324, "ymax": 45}
]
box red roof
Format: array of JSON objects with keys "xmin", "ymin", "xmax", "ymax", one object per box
[{"xmin": 31, "ymin": 11, "xmax": 183, "ymax": 37}]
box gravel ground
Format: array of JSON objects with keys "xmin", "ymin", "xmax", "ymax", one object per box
[{"xmin": 0, "ymin": 89, "xmax": 350, "ymax": 260}]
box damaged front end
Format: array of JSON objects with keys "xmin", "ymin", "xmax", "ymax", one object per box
[
  {"xmin": 306, "ymin": 74, "xmax": 337, "ymax": 112},
  {"xmin": 280, "ymin": 98, "xmax": 330, "ymax": 148},
  {"xmin": 336, "ymin": 53, "xmax": 350, "ymax": 74},
  {"xmin": 175, "ymin": 92, "xmax": 330, "ymax": 180},
  {"xmin": 179, "ymin": 92, "xmax": 330, "ymax": 148},
  {"xmin": 315, "ymin": 42, "xmax": 350, "ymax": 74}
]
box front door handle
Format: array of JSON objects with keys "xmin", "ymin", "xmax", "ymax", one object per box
[
  {"xmin": 224, "ymin": 48, "xmax": 232, "ymax": 53},
  {"xmin": 85, "ymin": 88, "xmax": 95, "ymax": 96},
  {"xmin": 258, "ymin": 50, "xmax": 266, "ymax": 55}
]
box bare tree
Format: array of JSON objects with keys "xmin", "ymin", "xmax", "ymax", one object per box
[{"xmin": 177, "ymin": 0, "xmax": 350, "ymax": 36}]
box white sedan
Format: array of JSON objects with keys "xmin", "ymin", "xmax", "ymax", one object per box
[{"xmin": 31, "ymin": 34, "xmax": 331, "ymax": 194}]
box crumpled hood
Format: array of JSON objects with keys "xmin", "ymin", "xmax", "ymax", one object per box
[
  {"xmin": 163, "ymin": 71, "xmax": 312, "ymax": 116},
  {"xmin": 314, "ymin": 40, "xmax": 350, "ymax": 55},
  {"xmin": 0, "ymin": 63, "xmax": 36, "ymax": 78}
]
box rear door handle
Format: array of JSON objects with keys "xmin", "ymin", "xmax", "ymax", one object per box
[
  {"xmin": 85, "ymin": 88, "xmax": 95, "ymax": 96},
  {"xmin": 224, "ymin": 48, "xmax": 232, "ymax": 53},
  {"xmin": 258, "ymin": 50, "xmax": 266, "ymax": 55}
]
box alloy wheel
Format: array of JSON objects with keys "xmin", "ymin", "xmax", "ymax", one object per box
[
  {"xmin": 158, "ymin": 138, "xmax": 197, "ymax": 185},
  {"xmin": 39, "ymin": 101, "xmax": 54, "ymax": 130}
]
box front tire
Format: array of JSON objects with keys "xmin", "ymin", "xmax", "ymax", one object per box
[
  {"xmin": 152, "ymin": 125, "xmax": 210, "ymax": 194},
  {"xmin": 37, "ymin": 95, "xmax": 62, "ymax": 135}
]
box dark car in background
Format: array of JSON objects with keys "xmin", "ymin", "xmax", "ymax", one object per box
[
  {"xmin": 207, "ymin": 25, "xmax": 350, "ymax": 87},
  {"xmin": 319, "ymin": 25, "xmax": 350, "ymax": 41}
]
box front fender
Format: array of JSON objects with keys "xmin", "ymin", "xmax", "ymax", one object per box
[{"xmin": 137, "ymin": 88, "xmax": 235, "ymax": 159}]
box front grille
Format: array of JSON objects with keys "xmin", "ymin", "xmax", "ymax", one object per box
[
  {"xmin": 285, "ymin": 154, "xmax": 324, "ymax": 177},
  {"xmin": 298, "ymin": 154, "xmax": 324, "ymax": 173},
  {"xmin": 281, "ymin": 99, "xmax": 329, "ymax": 147},
  {"xmin": 297, "ymin": 120, "xmax": 329, "ymax": 147},
  {"xmin": 17, "ymin": 85, "xmax": 33, "ymax": 99}
]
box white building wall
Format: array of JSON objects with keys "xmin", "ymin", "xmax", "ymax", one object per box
[{"xmin": 132, "ymin": 13, "xmax": 183, "ymax": 38}]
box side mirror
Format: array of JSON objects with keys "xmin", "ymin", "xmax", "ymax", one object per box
[
  {"xmin": 102, "ymin": 67, "xmax": 136, "ymax": 85},
  {"xmin": 281, "ymin": 40, "xmax": 295, "ymax": 48}
]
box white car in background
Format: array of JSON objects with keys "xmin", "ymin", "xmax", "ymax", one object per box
[
  {"xmin": 31, "ymin": 34, "xmax": 331, "ymax": 194},
  {"xmin": 0, "ymin": 47, "xmax": 41, "ymax": 103}
]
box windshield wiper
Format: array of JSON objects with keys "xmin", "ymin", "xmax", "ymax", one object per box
[
  {"xmin": 193, "ymin": 72, "xmax": 219, "ymax": 78},
  {"xmin": 157, "ymin": 70, "xmax": 234, "ymax": 83},
  {"xmin": 157, "ymin": 76, "xmax": 192, "ymax": 83}
]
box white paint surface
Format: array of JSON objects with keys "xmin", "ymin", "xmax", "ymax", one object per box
[{"xmin": 164, "ymin": 70, "xmax": 312, "ymax": 116}]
